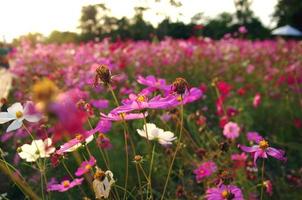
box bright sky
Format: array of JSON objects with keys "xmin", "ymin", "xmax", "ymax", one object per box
[{"xmin": 0, "ymin": 0, "xmax": 278, "ymax": 41}]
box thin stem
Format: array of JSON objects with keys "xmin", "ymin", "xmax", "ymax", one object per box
[
  {"xmin": 122, "ymin": 129, "xmax": 129, "ymax": 200},
  {"xmin": 260, "ymin": 159, "xmax": 265, "ymax": 200},
  {"xmin": 148, "ymin": 144, "xmax": 155, "ymax": 200},
  {"xmin": 161, "ymin": 98, "xmax": 184, "ymax": 200}
]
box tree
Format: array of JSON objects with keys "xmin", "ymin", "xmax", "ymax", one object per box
[{"xmin": 273, "ymin": 0, "xmax": 302, "ymax": 30}]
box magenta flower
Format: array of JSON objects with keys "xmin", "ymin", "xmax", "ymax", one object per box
[
  {"xmin": 75, "ymin": 156, "xmax": 96, "ymax": 176},
  {"xmin": 246, "ymin": 131, "xmax": 263, "ymax": 143},
  {"xmin": 137, "ymin": 75, "xmax": 171, "ymax": 93},
  {"xmin": 193, "ymin": 161, "xmax": 217, "ymax": 182},
  {"xmin": 223, "ymin": 122, "xmax": 240, "ymax": 139},
  {"xmin": 47, "ymin": 178, "xmax": 84, "ymax": 192},
  {"xmin": 231, "ymin": 153, "xmax": 247, "ymax": 168},
  {"xmin": 239, "ymin": 139, "xmax": 287, "ymax": 165},
  {"xmin": 205, "ymin": 185, "xmax": 244, "ymax": 200},
  {"xmin": 100, "ymin": 112, "xmax": 146, "ymax": 121}
]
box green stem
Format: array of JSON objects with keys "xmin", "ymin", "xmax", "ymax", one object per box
[
  {"xmin": 161, "ymin": 99, "xmax": 184, "ymax": 200},
  {"xmin": 260, "ymin": 159, "xmax": 265, "ymax": 200}
]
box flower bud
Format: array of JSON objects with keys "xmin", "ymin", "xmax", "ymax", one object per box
[
  {"xmin": 95, "ymin": 65, "xmax": 111, "ymax": 86},
  {"xmin": 172, "ymin": 77, "xmax": 188, "ymax": 95}
]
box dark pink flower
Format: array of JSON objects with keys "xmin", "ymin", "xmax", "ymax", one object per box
[
  {"xmin": 263, "ymin": 180, "xmax": 273, "ymax": 196},
  {"xmin": 239, "ymin": 139, "xmax": 287, "ymax": 165},
  {"xmin": 206, "ymin": 184, "xmax": 244, "ymax": 200},
  {"xmin": 217, "ymin": 81, "xmax": 232, "ymax": 98},
  {"xmin": 193, "ymin": 161, "xmax": 217, "ymax": 182},
  {"xmin": 231, "ymin": 153, "xmax": 247, "ymax": 168},
  {"xmin": 75, "ymin": 156, "xmax": 96, "ymax": 176},
  {"xmin": 47, "ymin": 178, "xmax": 84, "ymax": 192}
]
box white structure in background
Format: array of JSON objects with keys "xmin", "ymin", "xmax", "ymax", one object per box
[{"xmin": 272, "ymin": 25, "xmax": 302, "ymax": 36}]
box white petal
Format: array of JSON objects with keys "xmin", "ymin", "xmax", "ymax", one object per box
[
  {"xmin": 137, "ymin": 129, "xmax": 147, "ymax": 138},
  {"xmin": 0, "ymin": 112, "xmax": 15, "ymax": 124},
  {"xmin": 160, "ymin": 131, "xmax": 176, "ymax": 141},
  {"xmin": 6, "ymin": 120, "xmax": 23, "ymax": 132},
  {"xmin": 85, "ymin": 135, "xmax": 94, "ymax": 143},
  {"xmin": 7, "ymin": 103, "xmax": 24, "ymax": 116}
]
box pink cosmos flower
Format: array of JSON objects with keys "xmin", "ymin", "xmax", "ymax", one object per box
[
  {"xmin": 206, "ymin": 184, "xmax": 244, "ymax": 200},
  {"xmin": 137, "ymin": 75, "xmax": 171, "ymax": 93},
  {"xmin": 239, "ymin": 139, "xmax": 287, "ymax": 165},
  {"xmin": 223, "ymin": 122, "xmax": 240, "ymax": 139},
  {"xmin": 246, "ymin": 132, "xmax": 263, "ymax": 143},
  {"xmin": 239, "ymin": 26, "xmax": 247, "ymax": 34},
  {"xmin": 164, "ymin": 87, "xmax": 203, "ymax": 108},
  {"xmin": 253, "ymin": 93, "xmax": 261, "ymax": 108},
  {"xmin": 193, "ymin": 161, "xmax": 217, "ymax": 182},
  {"xmin": 100, "ymin": 112, "xmax": 146, "ymax": 121},
  {"xmin": 96, "ymin": 133, "xmax": 112, "ymax": 149},
  {"xmin": 75, "ymin": 156, "xmax": 96, "ymax": 176},
  {"xmin": 47, "ymin": 178, "xmax": 84, "ymax": 192},
  {"xmin": 110, "ymin": 93, "xmax": 174, "ymax": 114}
]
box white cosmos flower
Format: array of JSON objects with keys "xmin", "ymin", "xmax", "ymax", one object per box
[
  {"xmin": 0, "ymin": 102, "xmax": 42, "ymax": 132},
  {"xmin": 137, "ymin": 123, "xmax": 177, "ymax": 145},
  {"xmin": 18, "ymin": 138, "xmax": 55, "ymax": 162},
  {"xmin": 93, "ymin": 168, "xmax": 115, "ymax": 199}
]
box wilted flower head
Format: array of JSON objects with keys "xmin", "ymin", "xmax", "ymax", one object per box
[
  {"xmin": 47, "ymin": 178, "xmax": 84, "ymax": 192},
  {"xmin": 205, "ymin": 184, "xmax": 244, "ymax": 200},
  {"xmin": 93, "ymin": 167, "xmax": 115, "ymax": 199},
  {"xmin": 95, "ymin": 65, "xmax": 111, "ymax": 86},
  {"xmin": 223, "ymin": 122, "xmax": 240, "ymax": 139},
  {"xmin": 0, "ymin": 102, "xmax": 42, "ymax": 132},
  {"xmin": 136, "ymin": 123, "xmax": 176, "ymax": 146},
  {"xmin": 18, "ymin": 138, "xmax": 55, "ymax": 162},
  {"xmin": 193, "ymin": 161, "xmax": 217, "ymax": 182},
  {"xmin": 172, "ymin": 77, "xmax": 189, "ymax": 95}
]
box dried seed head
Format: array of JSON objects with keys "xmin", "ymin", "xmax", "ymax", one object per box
[
  {"xmin": 172, "ymin": 77, "xmax": 189, "ymax": 95},
  {"xmin": 95, "ymin": 65, "xmax": 111, "ymax": 86},
  {"xmin": 134, "ymin": 155, "xmax": 143, "ymax": 162}
]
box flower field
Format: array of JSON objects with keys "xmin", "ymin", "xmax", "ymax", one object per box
[{"xmin": 1, "ymin": 37, "xmax": 302, "ymax": 200}]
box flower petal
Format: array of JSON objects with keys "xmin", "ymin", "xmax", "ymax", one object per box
[
  {"xmin": 267, "ymin": 147, "xmax": 286, "ymax": 161},
  {"xmin": 0, "ymin": 112, "xmax": 15, "ymax": 124},
  {"xmin": 6, "ymin": 120, "xmax": 23, "ymax": 132}
]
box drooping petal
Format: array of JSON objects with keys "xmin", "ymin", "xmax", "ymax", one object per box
[
  {"xmin": 0, "ymin": 112, "xmax": 15, "ymax": 124},
  {"xmin": 6, "ymin": 120, "xmax": 23, "ymax": 132},
  {"xmin": 267, "ymin": 147, "xmax": 287, "ymax": 161}
]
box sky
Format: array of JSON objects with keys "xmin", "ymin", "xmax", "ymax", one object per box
[{"xmin": 0, "ymin": 0, "xmax": 278, "ymax": 41}]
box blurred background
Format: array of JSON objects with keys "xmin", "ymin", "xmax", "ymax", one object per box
[{"xmin": 0, "ymin": 0, "xmax": 301, "ymax": 45}]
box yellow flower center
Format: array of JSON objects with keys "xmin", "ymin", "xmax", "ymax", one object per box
[
  {"xmin": 62, "ymin": 180, "xmax": 70, "ymax": 188},
  {"xmin": 85, "ymin": 164, "xmax": 91, "ymax": 170},
  {"xmin": 221, "ymin": 190, "xmax": 229, "ymax": 198},
  {"xmin": 75, "ymin": 134, "xmax": 84, "ymax": 141},
  {"xmin": 259, "ymin": 140, "xmax": 269, "ymax": 149},
  {"xmin": 119, "ymin": 113, "xmax": 126, "ymax": 119},
  {"xmin": 177, "ymin": 95, "xmax": 183, "ymax": 102},
  {"xmin": 137, "ymin": 95, "xmax": 146, "ymax": 102},
  {"xmin": 15, "ymin": 111, "xmax": 23, "ymax": 119}
]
